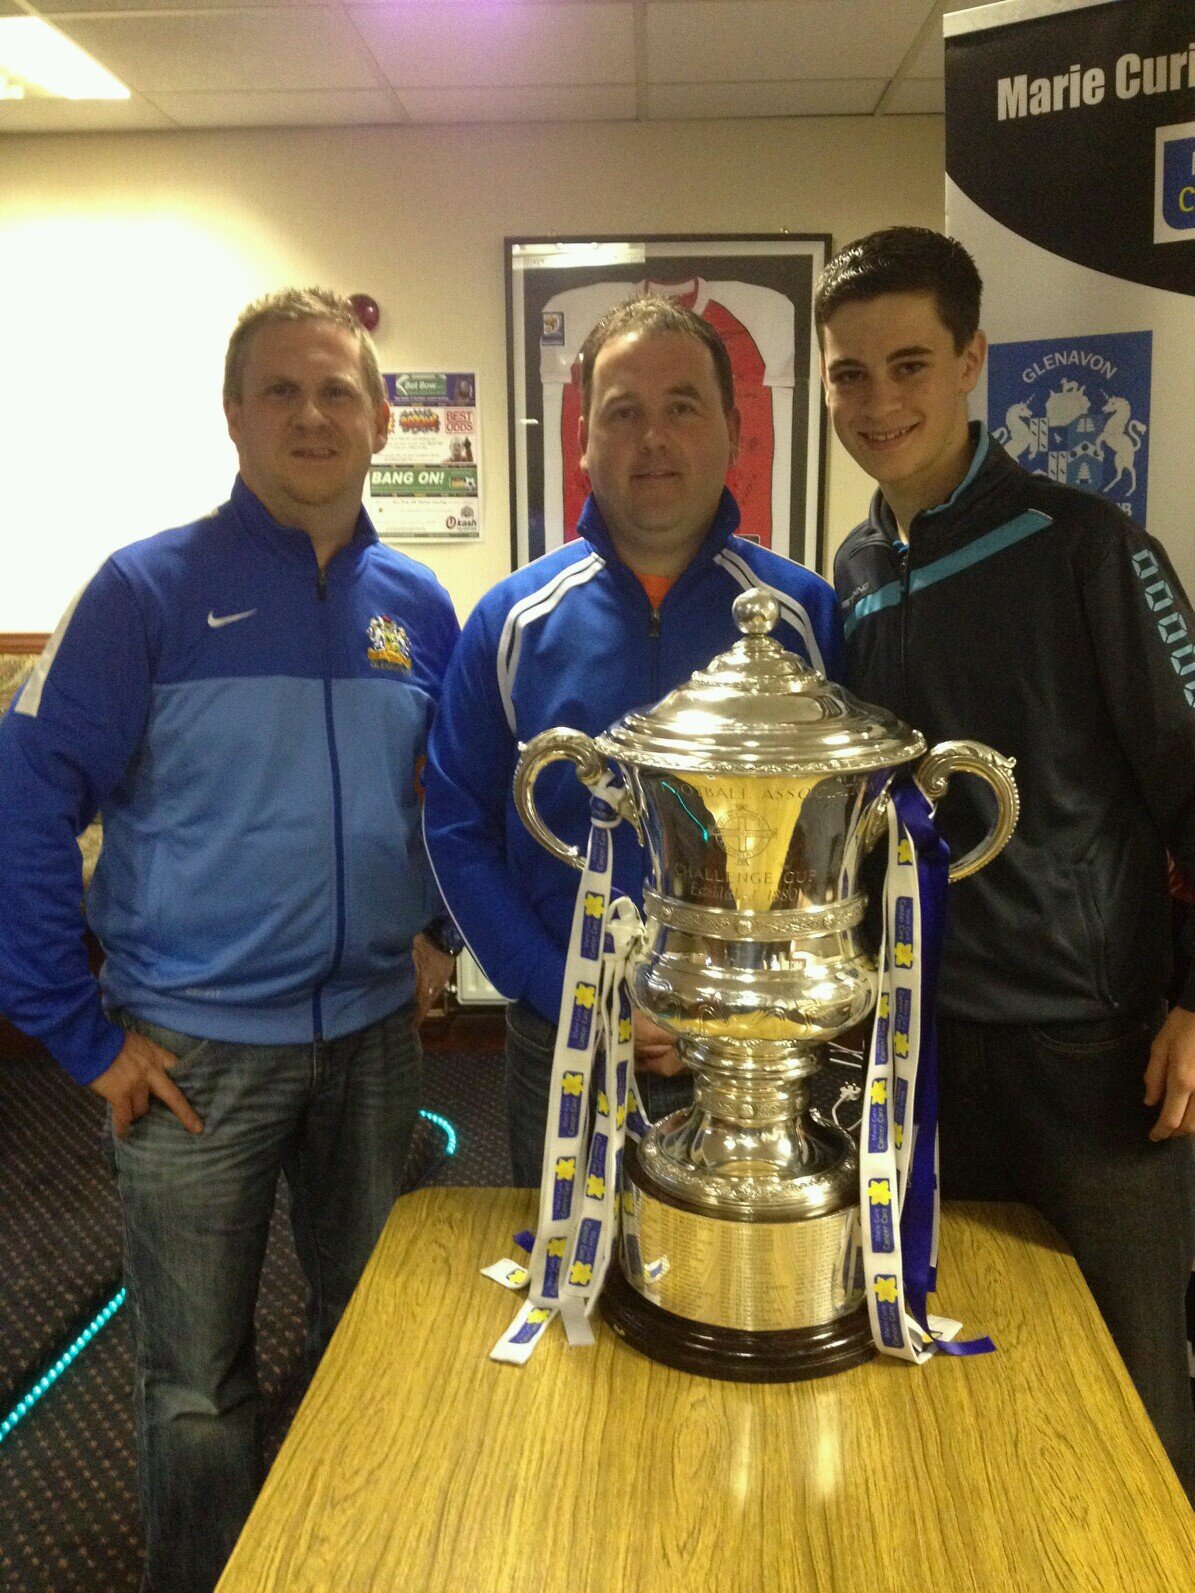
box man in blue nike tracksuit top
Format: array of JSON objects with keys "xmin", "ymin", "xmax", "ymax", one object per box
[
  {"xmin": 0, "ymin": 290, "xmax": 460, "ymax": 1593},
  {"xmin": 424, "ymin": 297, "xmax": 844, "ymax": 1186}
]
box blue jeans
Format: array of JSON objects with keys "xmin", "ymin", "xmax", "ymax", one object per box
[
  {"xmin": 937, "ymin": 1009, "xmax": 1195, "ymax": 1498},
  {"xmin": 108, "ymin": 1005, "xmax": 421, "ymax": 1593},
  {"xmin": 505, "ymin": 999, "xmax": 694, "ymax": 1188}
]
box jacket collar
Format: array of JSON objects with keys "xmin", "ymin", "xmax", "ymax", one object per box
[
  {"xmin": 868, "ymin": 423, "xmax": 1026, "ymax": 553},
  {"xmin": 576, "ymin": 487, "xmax": 742, "ymax": 594},
  {"xmin": 229, "ymin": 475, "xmax": 379, "ymax": 571}
]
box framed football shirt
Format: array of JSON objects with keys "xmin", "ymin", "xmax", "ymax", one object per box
[{"xmin": 505, "ymin": 235, "xmax": 831, "ymax": 574}]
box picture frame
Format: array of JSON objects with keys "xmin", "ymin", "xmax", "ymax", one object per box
[{"xmin": 504, "ymin": 233, "xmax": 831, "ymax": 574}]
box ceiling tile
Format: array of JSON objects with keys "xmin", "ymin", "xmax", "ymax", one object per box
[
  {"xmin": 0, "ymin": 92, "xmax": 174, "ymax": 132},
  {"xmin": 902, "ymin": 1, "xmax": 978, "ymax": 79},
  {"xmin": 37, "ymin": 0, "xmax": 334, "ymax": 11},
  {"xmin": 645, "ymin": 77, "xmax": 884, "ymax": 118},
  {"xmin": 644, "ymin": 0, "xmax": 931, "ymax": 83},
  {"xmin": 902, "ymin": 23, "xmax": 944, "ymax": 78},
  {"xmin": 51, "ymin": 11, "xmax": 384, "ymax": 94},
  {"xmin": 1, "ymin": 2, "xmax": 958, "ymax": 134},
  {"xmin": 349, "ymin": 2, "xmax": 635, "ymax": 89},
  {"xmin": 396, "ymin": 82, "xmax": 637, "ymax": 124},
  {"xmin": 882, "ymin": 77, "xmax": 944, "ymax": 114},
  {"xmin": 151, "ymin": 86, "xmax": 403, "ymax": 128}
]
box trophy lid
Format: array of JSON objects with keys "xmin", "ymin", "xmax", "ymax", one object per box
[{"xmin": 596, "ymin": 589, "xmax": 925, "ymax": 776}]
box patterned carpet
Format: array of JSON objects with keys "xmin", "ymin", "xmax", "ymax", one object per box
[{"xmin": 0, "ymin": 1023, "xmax": 511, "ymax": 1593}]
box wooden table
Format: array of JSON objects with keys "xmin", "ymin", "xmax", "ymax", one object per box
[{"xmin": 218, "ymin": 1190, "xmax": 1193, "ymax": 1592}]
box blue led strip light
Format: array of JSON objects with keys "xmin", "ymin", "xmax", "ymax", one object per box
[
  {"xmin": 0, "ymin": 1288, "xmax": 126, "ymax": 1447},
  {"xmin": 0, "ymin": 1111, "xmax": 458, "ymax": 1448},
  {"xmin": 420, "ymin": 1108, "xmax": 458, "ymax": 1156}
]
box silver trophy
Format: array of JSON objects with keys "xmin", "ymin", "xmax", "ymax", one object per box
[{"xmin": 514, "ymin": 591, "xmax": 1018, "ymax": 1380}]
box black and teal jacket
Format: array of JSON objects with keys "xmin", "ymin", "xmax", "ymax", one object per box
[
  {"xmin": 834, "ymin": 424, "xmax": 1195, "ymax": 1024},
  {"xmin": 0, "ymin": 479, "xmax": 460, "ymax": 1083}
]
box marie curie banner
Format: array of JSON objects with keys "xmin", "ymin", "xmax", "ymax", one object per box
[{"xmin": 945, "ymin": 0, "xmax": 1195, "ymax": 591}]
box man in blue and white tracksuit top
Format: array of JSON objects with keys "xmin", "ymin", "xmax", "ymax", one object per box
[
  {"xmin": 0, "ymin": 291, "xmax": 459, "ymax": 1593},
  {"xmin": 424, "ymin": 296, "xmax": 843, "ymax": 1186}
]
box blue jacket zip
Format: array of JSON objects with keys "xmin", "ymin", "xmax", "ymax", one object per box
[{"xmin": 313, "ymin": 560, "xmax": 348, "ymax": 1039}]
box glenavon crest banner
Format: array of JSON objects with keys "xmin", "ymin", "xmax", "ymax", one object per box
[{"xmin": 945, "ymin": 0, "xmax": 1195, "ymax": 592}]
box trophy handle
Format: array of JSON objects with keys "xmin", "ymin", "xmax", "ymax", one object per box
[
  {"xmin": 914, "ymin": 739, "xmax": 1020, "ymax": 883},
  {"xmin": 514, "ymin": 727, "xmax": 641, "ymax": 871}
]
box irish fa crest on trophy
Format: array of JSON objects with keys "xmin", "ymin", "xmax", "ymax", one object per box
[{"xmin": 510, "ymin": 590, "xmax": 1018, "ymax": 1380}]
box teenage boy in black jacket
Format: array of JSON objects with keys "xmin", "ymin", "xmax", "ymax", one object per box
[{"xmin": 820, "ymin": 227, "xmax": 1194, "ymax": 1494}]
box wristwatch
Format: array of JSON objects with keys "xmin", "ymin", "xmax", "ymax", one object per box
[{"xmin": 423, "ymin": 915, "xmax": 465, "ymax": 957}]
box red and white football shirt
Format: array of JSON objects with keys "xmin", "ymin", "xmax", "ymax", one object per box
[{"xmin": 539, "ymin": 277, "xmax": 796, "ymax": 552}]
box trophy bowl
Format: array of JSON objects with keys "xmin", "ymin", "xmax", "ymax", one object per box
[{"xmin": 514, "ymin": 590, "xmax": 1018, "ymax": 1381}]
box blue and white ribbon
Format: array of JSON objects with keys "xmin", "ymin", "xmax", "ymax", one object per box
[
  {"xmin": 859, "ymin": 780, "xmax": 994, "ymax": 1362},
  {"xmin": 490, "ymin": 775, "xmax": 645, "ymax": 1364}
]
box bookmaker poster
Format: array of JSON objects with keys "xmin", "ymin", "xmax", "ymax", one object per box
[{"xmin": 367, "ymin": 372, "xmax": 482, "ymax": 543}]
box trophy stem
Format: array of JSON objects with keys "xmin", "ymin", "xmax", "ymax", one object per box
[
  {"xmin": 690, "ymin": 1061, "xmax": 811, "ymax": 1128},
  {"xmin": 648, "ymin": 1042, "xmax": 852, "ymax": 1197}
]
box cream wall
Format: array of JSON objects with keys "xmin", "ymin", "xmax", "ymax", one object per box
[{"xmin": 0, "ymin": 115, "xmax": 944, "ymax": 631}]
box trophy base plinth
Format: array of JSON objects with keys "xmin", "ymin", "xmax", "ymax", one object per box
[{"xmin": 600, "ymin": 1265, "xmax": 874, "ymax": 1383}]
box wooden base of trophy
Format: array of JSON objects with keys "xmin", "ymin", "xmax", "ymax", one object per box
[
  {"xmin": 600, "ymin": 1266, "xmax": 874, "ymax": 1383},
  {"xmin": 599, "ymin": 1136, "xmax": 875, "ymax": 1382}
]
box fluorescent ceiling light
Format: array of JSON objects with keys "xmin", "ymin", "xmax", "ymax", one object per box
[{"xmin": 0, "ymin": 18, "xmax": 130, "ymax": 101}]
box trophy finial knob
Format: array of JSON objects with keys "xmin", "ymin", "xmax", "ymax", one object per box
[{"xmin": 733, "ymin": 588, "xmax": 779, "ymax": 637}]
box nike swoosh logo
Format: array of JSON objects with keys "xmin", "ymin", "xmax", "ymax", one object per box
[{"xmin": 207, "ymin": 609, "xmax": 257, "ymax": 629}]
